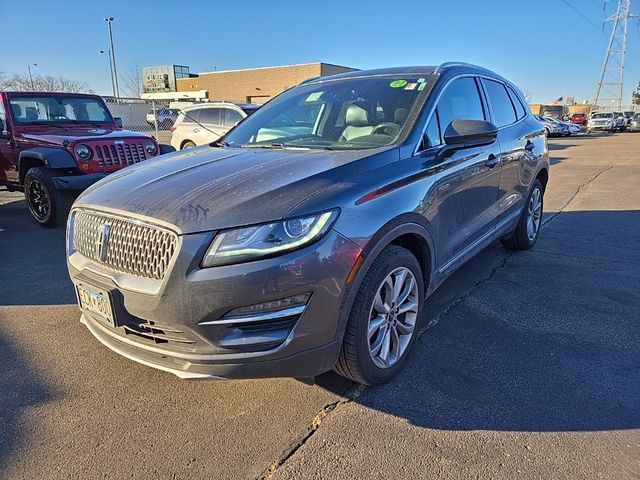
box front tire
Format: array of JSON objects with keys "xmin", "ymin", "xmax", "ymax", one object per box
[
  {"xmin": 181, "ymin": 140, "xmax": 196, "ymax": 149},
  {"xmin": 336, "ymin": 245, "xmax": 424, "ymax": 385},
  {"xmin": 24, "ymin": 167, "xmax": 72, "ymax": 228},
  {"xmin": 501, "ymin": 179, "xmax": 544, "ymax": 250}
]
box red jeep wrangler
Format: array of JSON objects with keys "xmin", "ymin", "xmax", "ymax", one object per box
[{"xmin": 0, "ymin": 92, "xmax": 174, "ymax": 226}]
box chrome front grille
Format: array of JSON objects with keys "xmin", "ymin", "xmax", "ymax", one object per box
[
  {"xmin": 94, "ymin": 143, "xmax": 148, "ymax": 168},
  {"xmin": 72, "ymin": 209, "xmax": 178, "ymax": 280}
]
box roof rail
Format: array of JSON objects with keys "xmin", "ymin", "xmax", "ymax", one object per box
[{"xmin": 434, "ymin": 62, "xmax": 491, "ymax": 74}]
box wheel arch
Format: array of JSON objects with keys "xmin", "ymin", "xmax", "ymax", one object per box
[
  {"xmin": 333, "ymin": 216, "xmax": 436, "ymax": 346},
  {"xmin": 535, "ymin": 166, "xmax": 549, "ymax": 192},
  {"xmin": 19, "ymin": 148, "xmax": 77, "ymax": 184}
]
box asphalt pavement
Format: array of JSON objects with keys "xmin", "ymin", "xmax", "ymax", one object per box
[{"xmin": 1, "ymin": 133, "xmax": 638, "ymax": 479}]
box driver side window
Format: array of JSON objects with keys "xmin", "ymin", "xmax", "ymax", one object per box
[{"xmin": 436, "ymin": 77, "xmax": 485, "ymax": 135}]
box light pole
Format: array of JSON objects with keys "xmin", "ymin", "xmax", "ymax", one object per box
[
  {"xmin": 104, "ymin": 17, "xmax": 120, "ymax": 98},
  {"xmin": 27, "ymin": 63, "xmax": 37, "ymax": 90},
  {"xmin": 98, "ymin": 50, "xmax": 117, "ymax": 98}
]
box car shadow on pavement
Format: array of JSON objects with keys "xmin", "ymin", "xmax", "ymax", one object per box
[
  {"xmin": 0, "ymin": 329, "xmax": 54, "ymax": 471},
  {"xmin": 319, "ymin": 210, "xmax": 640, "ymax": 433},
  {"xmin": 0, "ymin": 198, "xmax": 75, "ymax": 305},
  {"xmin": 547, "ymin": 143, "xmax": 577, "ymax": 151}
]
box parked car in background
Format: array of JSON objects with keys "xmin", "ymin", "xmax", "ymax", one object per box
[
  {"xmin": 170, "ymin": 102, "xmax": 259, "ymax": 150},
  {"xmin": 0, "ymin": 91, "xmax": 174, "ymax": 226},
  {"xmin": 587, "ymin": 111, "xmax": 615, "ymax": 133},
  {"xmin": 629, "ymin": 113, "xmax": 640, "ymax": 132},
  {"xmin": 146, "ymin": 108, "xmax": 180, "ymax": 129},
  {"xmin": 623, "ymin": 111, "xmax": 636, "ymax": 127},
  {"xmin": 67, "ymin": 63, "xmax": 549, "ymax": 385},
  {"xmin": 570, "ymin": 113, "xmax": 588, "ymax": 125},
  {"xmin": 612, "ymin": 112, "xmax": 627, "ymax": 132},
  {"xmin": 536, "ymin": 115, "xmax": 567, "ymax": 137}
]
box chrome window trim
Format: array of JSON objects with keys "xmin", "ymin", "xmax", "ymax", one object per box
[{"xmin": 413, "ymin": 73, "xmax": 530, "ymax": 156}]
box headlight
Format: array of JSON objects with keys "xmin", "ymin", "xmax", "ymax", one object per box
[
  {"xmin": 75, "ymin": 144, "xmax": 91, "ymax": 160},
  {"xmin": 145, "ymin": 141, "xmax": 158, "ymax": 155},
  {"xmin": 201, "ymin": 209, "xmax": 339, "ymax": 267}
]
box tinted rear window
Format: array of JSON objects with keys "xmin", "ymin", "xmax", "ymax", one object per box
[{"xmin": 484, "ymin": 79, "xmax": 516, "ymax": 127}]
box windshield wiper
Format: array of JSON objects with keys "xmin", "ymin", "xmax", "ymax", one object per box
[{"xmin": 211, "ymin": 139, "xmax": 231, "ymax": 148}]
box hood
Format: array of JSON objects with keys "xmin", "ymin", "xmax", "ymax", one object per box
[
  {"xmin": 75, "ymin": 145, "xmax": 395, "ymax": 234},
  {"xmin": 20, "ymin": 128, "xmax": 152, "ymax": 146}
]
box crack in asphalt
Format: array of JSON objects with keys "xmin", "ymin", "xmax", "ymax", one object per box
[
  {"xmin": 257, "ymin": 384, "xmax": 367, "ymax": 480},
  {"xmin": 418, "ymin": 253, "xmax": 512, "ymax": 337},
  {"xmin": 257, "ymin": 162, "xmax": 615, "ymax": 479},
  {"xmin": 542, "ymin": 165, "xmax": 614, "ymax": 226}
]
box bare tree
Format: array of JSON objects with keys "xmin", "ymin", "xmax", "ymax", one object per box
[
  {"xmin": 120, "ymin": 66, "xmax": 142, "ymax": 98},
  {"xmin": 1, "ymin": 73, "xmax": 93, "ymax": 93},
  {"xmin": 518, "ymin": 85, "xmax": 534, "ymax": 104}
]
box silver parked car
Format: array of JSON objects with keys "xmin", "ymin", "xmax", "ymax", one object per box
[
  {"xmin": 629, "ymin": 114, "xmax": 640, "ymax": 132},
  {"xmin": 536, "ymin": 115, "xmax": 567, "ymax": 137},
  {"xmin": 66, "ymin": 63, "xmax": 549, "ymax": 385}
]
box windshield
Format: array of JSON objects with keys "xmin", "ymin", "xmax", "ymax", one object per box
[
  {"xmin": 8, "ymin": 95, "xmax": 114, "ymax": 125},
  {"xmin": 591, "ymin": 112, "xmax": 613, "ymax": 119},
  {"xmin": 222, "ymin": 75, "xmax": 432, "ymax": 150}
]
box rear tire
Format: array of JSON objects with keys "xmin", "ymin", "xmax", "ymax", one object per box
[
  {"xmin": 501, "ymin": 179, "xmax": 544, "ymax": 250},
  {"xmin": 335, "ymin": 245, "xmax": 425, "ymax": 385},
  {"xmin": 24, "ymin": 167, "xmax": 73, "ymax": 228}
]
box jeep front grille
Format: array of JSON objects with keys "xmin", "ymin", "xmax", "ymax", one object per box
[
  {"xmin": 94, "ymin": 143, "xmax": 148, "ymax": 168},
  {"xmin": 72, "ymin": 209, "xmax": 178, "ymax": 280}
]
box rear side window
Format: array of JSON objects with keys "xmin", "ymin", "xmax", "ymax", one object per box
[
  {"xmin": 436, "ymin": 77, "xmax": 485, "ymax": 133},
  {"xmin": 223, "ymin": 108, "xmax": 244, "ymax": 127},
  {"xmin": 507, "ymin": 86, "xmax": 526, "ymax": 120},
  {"xmin": 199, "ymin": 107, "xmax": 222, "ymax": 125},
  {"xmin": 182, "ymin": 109, "xmax": 200, "ymax": 124},
  {"xmin": 484, "ymin": 79, "xmax": 517, "ymax": 127}
]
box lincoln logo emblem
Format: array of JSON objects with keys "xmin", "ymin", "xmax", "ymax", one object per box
[{"xmin": 97, "ymin": 224, "xmax": 111, "ymax": 262}]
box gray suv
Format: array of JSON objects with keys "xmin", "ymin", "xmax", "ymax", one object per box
[{"xmin": 66, "ymin": 63, "xmax": 549, "ymax": 385}]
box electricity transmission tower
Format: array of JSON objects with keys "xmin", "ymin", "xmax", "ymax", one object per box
[{"xmin": 594, "ymin": 0, "xmax": 639, "ymax": 109}]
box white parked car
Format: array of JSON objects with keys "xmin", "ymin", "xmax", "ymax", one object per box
[
  {"xmin": 170, "ymin": 102, "xmax": 260, "ymax": 150},
  {"xmin": 587, "ymin": 112, "xmax": 615, "ymax": 134}
]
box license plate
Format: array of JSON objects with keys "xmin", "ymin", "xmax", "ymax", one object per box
[{"xmin": 77, "ymin": 284, "xmax": 115, "ymax": 327}]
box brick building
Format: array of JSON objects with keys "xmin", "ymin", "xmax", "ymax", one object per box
[{"xmin": 176, "ymin": 62, "xmax": 357, "ymax": 104}]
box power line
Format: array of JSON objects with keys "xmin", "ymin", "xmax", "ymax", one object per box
[{"xmin": 560, "ymin": 0, "xmax": 604, "ymax": 30}]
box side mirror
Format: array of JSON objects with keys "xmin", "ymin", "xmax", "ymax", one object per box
[
  {"xmin": 443, "ymin": 119, "xmax": 498, "ymax": 147},
  {"xmin": 114, "ymin": 117, "xmax": 123, "ymax": 128}
]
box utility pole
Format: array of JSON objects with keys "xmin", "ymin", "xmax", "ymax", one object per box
[
  {"xmin": 593, "ymin": 0, "xmax": 639, "ymax": 110},
  {"xmin": 99, "ymin": 50, "xmax": 117, "ymax": 98},
  {"xmin": 104, "ymin": 17, "xmax": 120, "ymax": 98},
  {"xmin": 27, "ymin": 64, "xmax": 37, "ymax": 90}
]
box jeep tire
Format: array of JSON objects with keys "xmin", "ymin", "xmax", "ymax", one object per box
[{"xmin": 24, "ymin": 167, "xmax": 73, "ymax": 228}]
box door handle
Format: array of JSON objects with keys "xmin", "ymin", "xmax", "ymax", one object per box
[
  {"xmin": 525, "ymin": 141, "xmax": 535, "ymax": 152},
  {"xmin": 485, "ymin": 155, "xmax": 499, "ymax": 169}
]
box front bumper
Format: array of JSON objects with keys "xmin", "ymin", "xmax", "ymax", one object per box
[
  {"xmin": 588, "ymin": 123, "xmax": 613, "ymax": 131},
  {"xmin": 53, "ymin": 173, "xmax": 108, "ymax": 192},
  {"xmin": 67, "ymin": 228, "xmax": 362, "ymax": 379}
]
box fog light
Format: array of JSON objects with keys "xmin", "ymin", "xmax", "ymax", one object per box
[{"xmin": 229, "ymin": 293, "xmax": 311, "ymax": 317}]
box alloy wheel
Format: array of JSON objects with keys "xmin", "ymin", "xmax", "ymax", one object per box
[
  {"xmin": 526, "ymin": 187, "xmax": 542, "ymax": 242},
  {"xmin": 367, "ymin": 266, "xmax": 419, "ymax": 369},
  {"xmin": 28, "ymin": 179, "xmax": 51, "ymax": 221}
]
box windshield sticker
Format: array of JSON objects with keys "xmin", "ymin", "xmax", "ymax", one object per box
[
  {"xmin": 417, "ymin": 78, "xmax": 427, "ymax": 91},
  {"xmin": 389, "ymin": 79, "xmax": 408, "ymax": 88},
  {"xmin": 404, "ymin": 82, "xmax": 417, "ymax": 90},
  {"xmin": 305, "ymin": 92, "xmax": 323, "ymax": 102}
]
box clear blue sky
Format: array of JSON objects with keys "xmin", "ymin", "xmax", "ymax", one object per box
[{"xmin": 2, "ymin": 0, "xmax": 639, "ymax": 104}]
